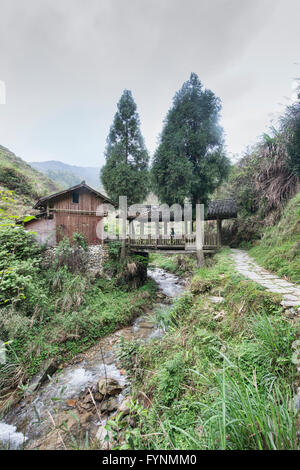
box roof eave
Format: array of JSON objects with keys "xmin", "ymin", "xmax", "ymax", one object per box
[{"xmin": 33, "ymin": 182, "xmax": 115, "ymax": 209}]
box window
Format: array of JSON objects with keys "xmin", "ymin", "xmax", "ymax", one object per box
[{"xmin": 72, "ymin": 192, "xmax": 79, "ymax": 204}]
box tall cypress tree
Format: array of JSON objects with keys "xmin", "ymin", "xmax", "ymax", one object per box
[
  {"xmin": 101, "ymin": 90, "xmax": 150, "ymax": 206},
  {"xmin": 152, "ymin": 73, "xmax": 230, "ymax": 207}
]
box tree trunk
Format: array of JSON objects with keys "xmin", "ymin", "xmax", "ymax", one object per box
[{"xmin": 120, "ymin": 196, "xmax": 127, "ymax": 259}]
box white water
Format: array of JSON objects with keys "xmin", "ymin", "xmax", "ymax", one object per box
[
  {"xmin": 0, "ymin": 267, "xmax": 184, "ymax": 449},
  {"xmin": 0, "ymin": 422, "xmax": 27, "ymax": 449}
]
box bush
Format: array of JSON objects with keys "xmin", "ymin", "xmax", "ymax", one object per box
[
  {"xmin": 53, "ymin": 237, "xmax": 88, "ymax": 273},
  {"xmin": 0, "ymin": 226, "xmax": 40, "ymax": 262},
  {"xmin": 0, "ymin": 166, "xmax": 33, "ymax": 197},
  {"xmin": 0, "ymin": 226, "xmax": 42, "ymax": 306}
]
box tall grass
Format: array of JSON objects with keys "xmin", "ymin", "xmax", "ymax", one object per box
[{"xmin": 198, "ymin": 359, "xmax": 297, "ymax": 450}]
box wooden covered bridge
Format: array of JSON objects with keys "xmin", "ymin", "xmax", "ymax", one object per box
[
  {"xmin": 23, "ymin": 181, "xmax": 237, "ymax": 255},
  {"xmin": 115, "ymin": 199, "xmax": 237, "ymax": 254}
]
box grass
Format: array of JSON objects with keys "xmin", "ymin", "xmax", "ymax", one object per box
[
  {"xmin": 250, "ymin": 191, "xmax": 300, "ymax": 284},
  {"xmin": 110, "ymin": 250, "xmax": 299, "ymax": 450}
]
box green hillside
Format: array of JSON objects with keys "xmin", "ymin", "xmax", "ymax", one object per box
[
  {"xmin": 250, "ymin": 190, "xmax": 300, "ymax": 283},
  {"xmin": 0, "ymin": 145, "xmax": 60, "ymax": 216}
]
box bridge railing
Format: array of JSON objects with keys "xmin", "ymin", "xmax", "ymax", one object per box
[
  {"xmin": 104, "ymin": 233, "xmax": 218, "ymax": 250},
  {"xmin": 127, "ymin": 233, "xmax": 218, "ymax": 249}
]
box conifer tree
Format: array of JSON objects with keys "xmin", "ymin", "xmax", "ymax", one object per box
[
  {"xmin": 101, "ymin": 90, "xmax": 150, "ymax": 206},
  {"xmin": 152, "ymin": 73, "xmax": 230, "ymax": 207}
]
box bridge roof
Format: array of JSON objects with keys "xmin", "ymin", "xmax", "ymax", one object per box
[
  {"xmin": 206, "ymin": 199, "xmax": 237, "ymax": 220},
  {"xmin": 125, "ymin": 199, "xmax": 237, "ymax": 221}
]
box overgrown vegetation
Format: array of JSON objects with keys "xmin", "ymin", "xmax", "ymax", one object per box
[
  {"xmin": 111, "ymin": 251, "xmax": 299, "ymax": 450},
  {"xmin": 0, "ymin": 226, "xmax": 156, "ymax": 413},
  {"xmin": 250, "ymin": 191, "xmax": 300, "ymax": 283},
  {"xmin": 216, "ymin": 93, "xmax": 300, "ymax": 247},
  {"xmin": 0, "ymin": 145, "xmax": 60, "ymax": 217}
]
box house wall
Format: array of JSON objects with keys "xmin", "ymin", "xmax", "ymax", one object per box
[
  {"xmin": 25, "ymin": 217, "xmax": 56, "ymax": 246},
  {"xmin": 53, "ymin": 187, "xmax": 105, "ymax": 245},
  {"xmin": 55, "ymin": 213, "xmax": 103, "ymax": 245}
]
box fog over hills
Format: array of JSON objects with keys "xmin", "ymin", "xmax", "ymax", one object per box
[{"xmin": 29, "ymin": 160, "xmax": 102, "ymax": 189}]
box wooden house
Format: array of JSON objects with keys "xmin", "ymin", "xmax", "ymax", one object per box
[{"xmin": 24, "ymin": 182, "xmax": 114, "ymax": 246}]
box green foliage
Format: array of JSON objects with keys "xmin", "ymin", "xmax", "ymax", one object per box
[
  {"xmin": 0, "ymin": 224, "xmax": 156, "ymax": 402},
  {"xmin": 72, "ymin": 232, "xmax": 88, "ymax": 251},
  {"xmin": 53, "ymin": 236, "xmax": 88, "ymax": 273},
  {"xmin": 0, "ymin": 190, "xmax": 18, "ymax": 225},
  {"xmin": 117, "ymin": 250, "xmax": 298, "ymax": 450},
  {"xmin": 0, "ymin": 166, "xmax": 33, "ymax": 197},
  {"xmin": 101, "ymin": 90, "xmax": 150, "ymax": 205},
  {"xmin": 0, "ymin": 258, "xmax": 41, "ymax": 306},
  {"xmin": 250, "ymin": 191, "xmax": 300, "ymax": 283},
  {"xmin": 227, "ymin": 156, "xmax": 259, "ymax": 217},
  {"xmin": 198, "ymin": 359, "xmax": 297, "ymax": 450},
  {"xmin": 0, "ymin": 226, "xmax": 42, "ymax": 305},
  {"xmin": 0, "ymin": 145, "xmax": 60, "ymax": 218},
  {"xmin": 45, "ymin": 169, "xmax": 80, "ymax": 188},
  {"xmin": 214, "ymin": 93, "xmax": 299, "ymax": 248},
  {"xmin": 0, "ymin": 225, "xmax": 40, "ymax": 261},
  {"xmin": 107, "ymin": 241, "xmax": 122, "ymax": 260},
  {"xmin": 157, "ymin": 352, "xmax": 186, "ymax": 405},
  {"xmin": 281, "ymin": 94, "xmax": 300, "ymax": 177},
  {"xmin": 151, "ymin": 73, "xmax": 231, "ymax": 206}
]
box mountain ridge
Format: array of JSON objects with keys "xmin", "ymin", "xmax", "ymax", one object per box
[
  {"xmin": 29, "ymin": 160, "xmax": 101, "ymax": 190},
  {"xmin": 0, "ymin": 145, "xmax": 61, "ymax": 216}
]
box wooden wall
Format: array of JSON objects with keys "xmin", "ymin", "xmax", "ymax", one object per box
[{"xmin": 53, "ymin": 188, "xmax": 104, "ymax": 245}]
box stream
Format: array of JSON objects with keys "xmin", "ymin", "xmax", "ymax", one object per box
[{"xmin": 0, "ymin": 267, "xmax": 185, "ymax": 450}]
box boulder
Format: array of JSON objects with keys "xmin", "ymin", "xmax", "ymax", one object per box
[
  {"xmin": 97, "ymin": 377, "xmax": 123, "ymax": 397},
  {"xmin": 27, "ymin": 358, "xmax": 59, "ymax": 393},
  {"xmin": 99, "ymin": 397, "xmax": 119, "ymax": 412},
  {"xmin": 117, "ymin": 397, "xmax": 132, "ymax": 416},
  {"xmin": 208, "ymin": 296, "xmax": 224, "ymax": 304}
]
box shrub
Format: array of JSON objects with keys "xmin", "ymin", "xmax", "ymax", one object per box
[
  {"xmin": 157, "ymin": 352, "xmax": 186, "ymax": 405},
  {"xmin": 0, "ymin": 226, "xmax": 40, "ymax": 262},
  {"xmin": 53, "ymin": 237, "xmax": 88, "ymax": 273},
  {"xmin": 0, "ymin": 166, "xmax": 33, "ymax": 197}
]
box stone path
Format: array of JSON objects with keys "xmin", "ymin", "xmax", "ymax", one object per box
[{"xmin": 231, "ymin": 249, "xmax": 300, "ymax": 309}]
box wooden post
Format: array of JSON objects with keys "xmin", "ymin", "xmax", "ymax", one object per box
[
  {"xmin": 130, "ymin": 220, "xmax": 135, "ymax": 240},
  {"xmin": 196, "ymin": 202, "xmax": 205, "ymax": 267},
  {"xmin": 163, "ymin": 221, "xmax": 168, "ymax": 237},
  {"xmin": 217, "ymin": 219, "xmax": 222, "ymax": 247},
  {"xmin": 155, "ymin": 221, "xmax": 159, "ymax": 239},
  {"xmin": 140, "ymin": 221, "xmax": 144, "ymax": 237}
]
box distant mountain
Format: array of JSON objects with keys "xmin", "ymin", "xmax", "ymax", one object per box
[
  {"xmin": 29, "ymin": 160, "xmax": 102, "ymax": 190},
  {"xmin": 0, "ymin": 145, "xmax": 60, "ymax": 216}
]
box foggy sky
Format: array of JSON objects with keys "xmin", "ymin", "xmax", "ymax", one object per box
[{"xmin": 0, "ymin": 0, "xmax": 299, "ymax": 167}]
